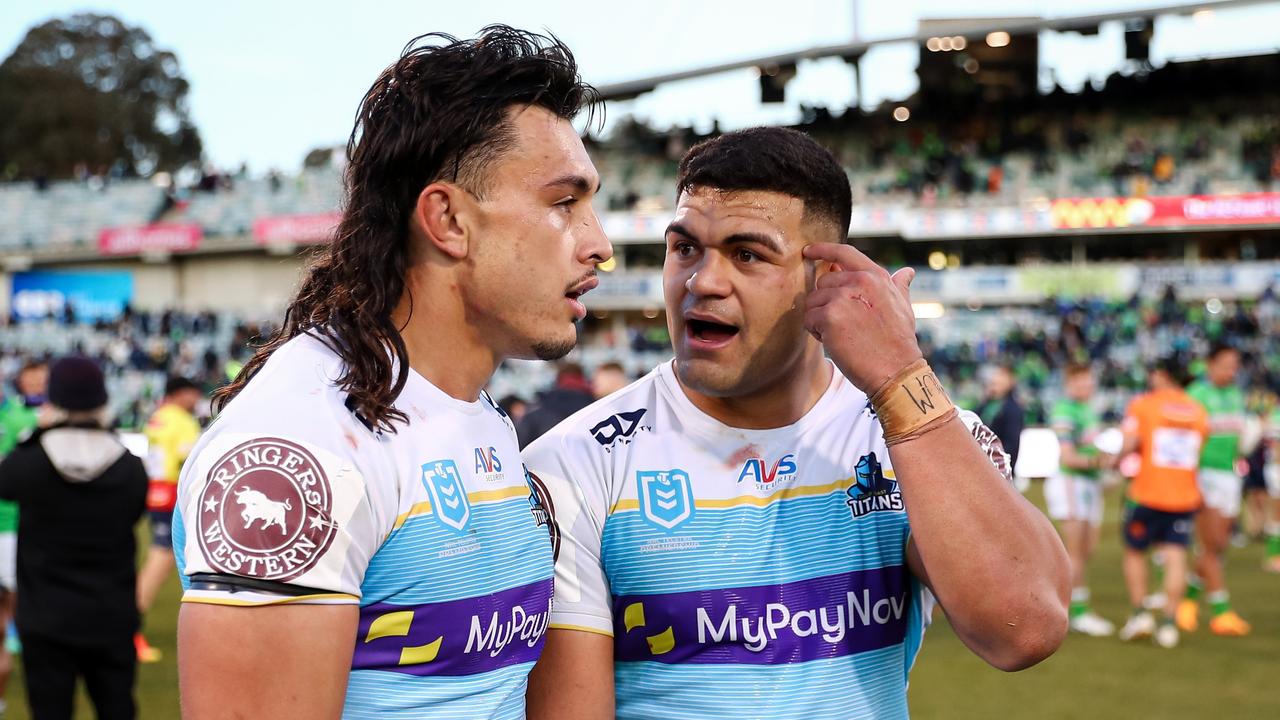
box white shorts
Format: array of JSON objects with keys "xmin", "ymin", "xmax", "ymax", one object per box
[
  {"xmin": 1265, "ymin": 460, "xmax": 1280, "ymax": 499},
  {"xmin": 1198, "ymin": 468, "xmax": 1243, "ymax": 518},
  {"xmin": 1045, "ymin": 474, "xmax": 1105, "ymax": 526},
  {"xmin": 0, "ymin": 532, "xmax": 14, "ymax": 592}
]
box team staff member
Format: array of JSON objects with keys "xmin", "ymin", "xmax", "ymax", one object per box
[
  {"xmin": 525, "ymin": 128, "xmax": 1069, "ymax": 720},
  {"xmin": 1178, "ymin": 344, "xmax": 1251, "ymax": 636},
  {"xmin": 1117, "ymin": 359, "xmax": 1209, "ymax": 649},
  {"xmin": 175, "ymin": 27, "xmax": 611, "ymax": 719},
  {"xmin": 135, "ymin": 376, "xmax": 203, "ymax": 662},
  {"xmin": 0, "ymin": 356, "xmax": 147, "ymax": 719}
]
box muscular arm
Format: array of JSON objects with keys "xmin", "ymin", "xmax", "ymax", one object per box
[
  {"xmin": 898, "ymin": 417, "xmax": 1070, "ymax": 671},
  {"xmin": 179, "ymin": 603, "xmax": 358, "ymax": 719},
  {"xmin": 800, "ymin": 242, "xmax": 1069, "ymax": 671},
  {"xmin": 527, "ymin": 628, "xmax": 614, "ymax": 720}
]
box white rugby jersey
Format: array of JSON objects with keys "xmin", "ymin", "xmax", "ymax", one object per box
[
  {"xmin": 524, "ymin": 360, "xmax": 1009, "ymax": 720},
  {"xmin": 173, "ymin": 333, "xmax": 554, "ymax": 719}
]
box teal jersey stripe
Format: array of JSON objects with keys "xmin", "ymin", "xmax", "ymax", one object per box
[
  {"xmin": 614, "ymin": 645, "xmax": 910, "ymax": 720},
  {"xmin": 360, "ymin": 496, "xmax": 552, "ymax": 605},
  {"xmin": 343, "ymin": 662, "xmax": 533, "ymax": 720},
  {"xmin": 602, "ymin": 491, "xmax": 909, "ymax": 595},
  {"xmin": 174, "ymin": 510, "xmax": 189, "ymax": 589}
]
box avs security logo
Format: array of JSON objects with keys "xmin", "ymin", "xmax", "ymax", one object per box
[
  {"xmin": 196, "ymin": 437, "xmax": 337, "ymax": 581},
  {"xmin": 846, "ymin": 452, "xmax": 903, "ymax": 519},
  {"xmin": 638, "ymin": 469, "xmax": 694, "ymax": 531},
  {"xmin": 473, "ymin": 446, "xmax": 505, "ymax": 483},
  {"xmin": 421, "ymin": 459, "xmax": 471, "ymax": 532},
  {"xmin": 590, "ymin": 409, "xmax": 650, "ymax": 451},
  {"xmin": 737, "ymin": 453, "xmax": 798, "ymax": 492}
]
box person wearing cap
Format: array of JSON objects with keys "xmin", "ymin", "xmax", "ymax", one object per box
[
  {"xmin": 135, "ymin": 376, "xmax": 203, "ymax": 664},
  {"xmin": 0, "ymin": 356, "xmax": 147, "ymax": 719}
]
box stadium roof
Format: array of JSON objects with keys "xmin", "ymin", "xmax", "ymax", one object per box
[{"xmin": 597, "ymin": 0, "xmax": 1277, "ymax": 100}]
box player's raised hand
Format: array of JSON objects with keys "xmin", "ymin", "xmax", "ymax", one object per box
[{"xmin": 802, "ymin": 242, "xmax": 922, "ymax": 395}]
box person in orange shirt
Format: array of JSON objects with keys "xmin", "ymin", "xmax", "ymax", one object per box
[{"xmin": 1116, "ymin": 358, "xmax": 1209, "ymax": 649}]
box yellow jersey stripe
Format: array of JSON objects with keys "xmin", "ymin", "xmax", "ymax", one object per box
[
  {"xmin": 549, "ymin": 623, "xmax": 615, "ymax": 638},
  {"xmin": 609, "ymin": 469, "xmax": 896, "ymax": 513},
  {"xmin": 391, "ymin": 484, "xmax": 530, "ymax": 529},
  {"xmin": 181, "ymin": 592, "xmax": 359, "ymax": 607}
]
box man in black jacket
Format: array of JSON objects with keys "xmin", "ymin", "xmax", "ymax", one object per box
[
  {"xmin": 979, "ymin": 364, "xmax": 1027, "ymax": 470},
  {"xmin": 0, "ymin": 356, "xmax": 146, "ymax": 719},
  {"xmin": 517, "ymin": 362, "xmax": 596, "ymax": 447}
]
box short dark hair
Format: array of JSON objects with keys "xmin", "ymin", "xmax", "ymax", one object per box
[
  {"xmin": 216, "ymin": 27, "xmax": 599, "ymax": 431},
  {"xmin": 1154, "ymin": 356, "xmax": 1189, "ymax": 387},
  {"xmin": 556, "ymin": 362, "xmax": 586, "ymax": 380},
  {"xmin": 165, "ymin": 376, "xmax": 200, "ymax": 397},
  {"xmin": 1207, "ymin": 342, "xmax": 1239, "ymax": 361},
  {"xmin": 676, "ymin": 127, "xmax": 852, "ymax": 240}
]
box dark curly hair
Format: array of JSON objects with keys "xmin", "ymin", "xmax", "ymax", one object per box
[
  {"xmin": 676, "ymin": 126, "xmax": 852, "ymax": 240},
  {"xmin": 214, "ymin": 26, "xmax": 600, "ymax": 431}
]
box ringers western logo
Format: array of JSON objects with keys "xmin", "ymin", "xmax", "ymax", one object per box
[{"xmin": 197, "ymin": 437, "xmax": 337, "ymax": 581}]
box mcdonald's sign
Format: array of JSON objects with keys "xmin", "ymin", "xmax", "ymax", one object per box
[{"xmin": 1049, "ymin": 197, "xmax": 1153, "ymax": 229}]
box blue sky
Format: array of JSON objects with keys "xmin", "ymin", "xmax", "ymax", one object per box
[{"xmin": 3, "ymin": 0, "xmax": 1277, "ymax": 172}]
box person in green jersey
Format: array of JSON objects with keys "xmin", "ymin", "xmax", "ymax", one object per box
[
  {"xmin": 1264, "ymin": 404, "xmax": 1280, "ymax": 574},
  {"xmin": 0, "ymin": 359, "xmax": 48, "ymax": 714},
  {"xmin": 1179, "ymin": 344, "xmax": 1251, "ymax": 636},
  {"xmin": 1045, "ymin": 363, "xmax": 1116, "ymax": 636}
]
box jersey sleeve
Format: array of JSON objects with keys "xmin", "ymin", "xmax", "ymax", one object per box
[
  {"xmin": 175, "ymin": 421, "xmax": 385, "ymax": 607},
  {"xmin": 1121, "ymin": 397, "xmax": 1142, "ymax": 437},
  {"xmin": 523, "ymin": 428, "xmax": 614, "ymax": 637},
  {"xmin": 959, "ymin": 409, "xmax": 1014, "ymax": 483},
  {"xmin": 1049, "ymin": 401, "xmax": 1076, "ymax": 444},
  {"xmin": 1186, "ymin": 382, "xmax": 1209, "ymax": 410}
]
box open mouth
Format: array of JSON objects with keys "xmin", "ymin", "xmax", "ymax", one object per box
[
  {"xmin": 687, "ymin": 318, "xmax": 740, "ymax": 343},
  {"xmin": 565, "ymin": 275, "xmax": 598, "ymax": 302},
  {"xmin": 564, "ymin": 276, "xmax": 598, "ymax": 321}
]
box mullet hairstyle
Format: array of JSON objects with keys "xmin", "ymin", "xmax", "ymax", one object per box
[
  {"xmin": 214, "ymin": 26, "xmax": 599, "ymax": 431},
  {"xmin": 675, "ymin": 126, "xmax": 853, "ymax": 240}
]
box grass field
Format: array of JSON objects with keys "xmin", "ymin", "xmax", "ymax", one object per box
[{"xmin": 1, "ymin": 483, "xmax": 1276, "ymax": 718}]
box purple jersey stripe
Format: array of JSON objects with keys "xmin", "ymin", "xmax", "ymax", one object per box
[
  {"xmin": 612, "ymin": 566, "xmax": 910, "ymax": 665},
  {"xmin": 351, "ymin": 578, "xmax": 552, "ymax": 677}
]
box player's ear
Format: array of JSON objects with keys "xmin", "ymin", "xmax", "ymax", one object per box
[{"xmin": 411, "ymin": 182, "xmax": 470, "ymax": 260}]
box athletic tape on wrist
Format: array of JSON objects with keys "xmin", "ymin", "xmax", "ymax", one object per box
[{"xmin": 869, "ymin": 359, "xmax": 957, "ymax": 446}]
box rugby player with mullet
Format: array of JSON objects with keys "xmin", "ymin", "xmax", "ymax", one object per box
[
  {"xmin": 525, "ymin": 128, "xmax": 1070, "ymax": 720},
  {"xmin": 174, "ymin": 28, "xmax": 611, "ymax": 719}
]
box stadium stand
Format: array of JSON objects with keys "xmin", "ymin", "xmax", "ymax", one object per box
[
  {"xmin": 0, "ymin": 179, "xmax": 163, "ymax": 250},
  {"xmin": 589, "ymin": 55, "xmax": 1280, "ymax": 212}
]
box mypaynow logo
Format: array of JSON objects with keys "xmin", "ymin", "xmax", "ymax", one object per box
[
  {"xmin": 351, "ymin": 578, "xmax": 552, "ymax": 676},
  {"xmin": 612, "ymin": 567, "xmax": 909, "ymax": 664}
]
